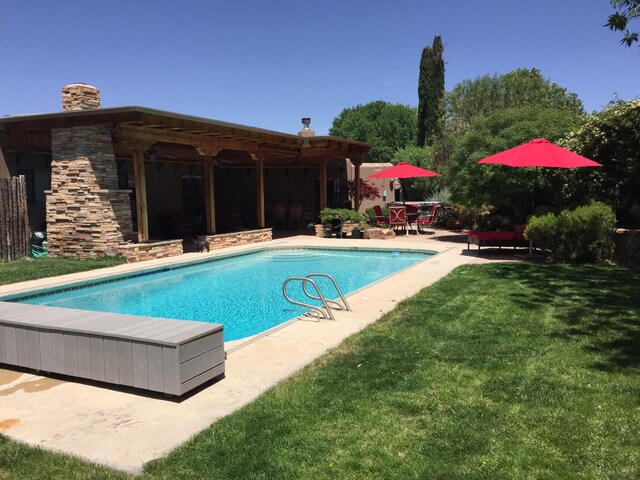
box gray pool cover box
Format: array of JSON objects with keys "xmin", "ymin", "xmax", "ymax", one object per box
[{"xmin": 0, "ymin": 302, "xmax": 224, "ymax": 396}]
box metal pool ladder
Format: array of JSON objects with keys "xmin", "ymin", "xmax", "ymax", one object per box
[{"xmin": 282, "ymin": 273, "xmax": 351, "ymax": 320}]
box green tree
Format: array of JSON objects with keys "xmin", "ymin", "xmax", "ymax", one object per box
[
  {"xmin": 347, "ymin": 179, "xmax": 381, "ymax": 211},
  {"xmin": 445, "ymin": 68, "xmax": 584, "ymax": 134},
  {"xmin": 446, "ymin": 106, "xmax": 576, "ymax": 222},
  {"xmin": 417, "ymin": 36, "xmax": 445, "ymax": 147},
  {"xmin": 558, "ymin": 98, "xmax": 640, "ymax": 226},
  {"xmin": 329, "ymin": 101, "xmax": 417, "ymax": 163},
  {"xmin": 606, "ymin": 0, "xmax": 640, "ymax": 47}
]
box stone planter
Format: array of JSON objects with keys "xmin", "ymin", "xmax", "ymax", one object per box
[
  {"xmin": 364, "ymin": 228, "xmax": 396, "ymax": 239},
  {"xmin": 614, "ymin": 228, "xmax": 640, "ymax": 268}
]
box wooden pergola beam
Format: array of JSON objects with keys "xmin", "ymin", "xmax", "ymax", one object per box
[{"xmin": 116, "ymin": 124, "xmax": 260, "ymax": 156}]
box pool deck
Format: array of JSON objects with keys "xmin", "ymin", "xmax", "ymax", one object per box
[{"xmin": 0, "ymin": 231, "xmax": 517, "ymax": 474}]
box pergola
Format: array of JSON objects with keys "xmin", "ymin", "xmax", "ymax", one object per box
[{"xmin": 0, "ymin": 107, "xmax": 371, "ymax": 241}]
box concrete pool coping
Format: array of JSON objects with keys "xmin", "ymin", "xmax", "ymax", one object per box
[{"xmin": 0, "ymin": 232, "xmax": 509, "ymax": 474}]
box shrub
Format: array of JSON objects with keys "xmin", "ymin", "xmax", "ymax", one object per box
[
  {"xmin": 364, "ymin": 208, "xmax": 377, "ymax": 225},
  {"xmin": 452, "ymin": 204, "xmax": 493, "ymax": 230},
  {"xmin": 425, "ymin": 187, "xmax": 452, "ymax": 204},
  {"xmin": 319, "ymin": 208, "xmax": 365, "ymax": 224},
  {"xmin": 526, "ymin": 201, "xmax": 615, "ymax": 263}
]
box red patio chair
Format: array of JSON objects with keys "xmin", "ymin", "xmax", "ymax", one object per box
[
  {"xmin": 389, "ymin": 205, "xmax": 408, "ymax": 235},
  {"xmin": 417, "ymin": 204, "xmax": 441, "ymax": 234},
  {"xmin": 373, "ymin": 205, "xmax": 389, "ymax": 227},
  {"xmin": 405, "ymin": 204, "xmax": 419, "ymax": 231}
]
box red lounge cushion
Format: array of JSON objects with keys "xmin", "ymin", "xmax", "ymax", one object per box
[{"xmin": 467, "ymin": 230, "xmax": 515, "ymax": 241}]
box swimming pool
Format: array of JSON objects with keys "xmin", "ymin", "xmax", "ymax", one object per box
[{"xmin": 5, "ymin": 247, "xmax": 433, "ymax": 341}]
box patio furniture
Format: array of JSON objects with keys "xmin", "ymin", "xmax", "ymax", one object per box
[
  {"xmin": 405, "ymin": 204, "xmax": 419, "ymax": 231},
  {"xmin": 466, "ymin": 226, "xmax": 529, "ymax": 254},
  {"xmin": 373, "ymin": 205, "xmax": 389, "ymax": 227},
  {"xmin": 288, "ymin": 203, "xmax": 304, "ymax": 230},
  {"xmin": 389, "ymin": 205, "xmax": 409, "ymax": 235},
  {"xmin": 416, "ymin": 204, "xmax": 442, "ymax": 234},
  {"xmin": 273, "ymin": 203, "xmax": 287, "ymax": 230},
  {"xmin": 302, "ymin": 205, "xmax": 314, "ymax": 225}
]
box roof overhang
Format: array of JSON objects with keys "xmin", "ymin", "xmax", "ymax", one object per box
[{"xmin": 0, "ymin": 106, "xmax": 371, "ymax": 163}]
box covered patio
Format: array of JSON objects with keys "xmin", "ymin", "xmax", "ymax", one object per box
[{"xmin": 0, "ymin": 84, "xmax": 371, "ymax": 258}]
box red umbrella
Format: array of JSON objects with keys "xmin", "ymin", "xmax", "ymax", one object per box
[
  {"xmin": 477, "ymin": 138, "xmax": 602, "ymax": 168},
  {"xmin": 367, "ymin": 162, "xmax": 440, "ymax": 179},
  {"xmin": 367, "ymin": 162, "xmax": 440, "ymax": 235},
  {"xmin": 477, "ymin": 138, "xmax": 602, "ymax": 254}
]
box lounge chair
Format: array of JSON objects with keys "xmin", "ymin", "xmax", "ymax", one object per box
[{"xmin": 466, "ymin": 225, "xmax": 529, "ymax": 254}]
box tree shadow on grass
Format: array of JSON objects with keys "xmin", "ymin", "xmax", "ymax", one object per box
[{"xmin": 481, "ymin": 263, "xmax": 640, "ymax": 373}]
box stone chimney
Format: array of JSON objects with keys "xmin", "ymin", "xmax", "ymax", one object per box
[
  {"xmin": 61, "ymin": 83, "xmax": 100, "ymax": 111},
  {"xmin": 298, "ymin": 117, "xmax": 315, "ymax": 137}
]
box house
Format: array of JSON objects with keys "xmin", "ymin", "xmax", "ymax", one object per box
[
  {"xmin": 0, "ymin": 84, "xmax": 371, "ymax": 260},
  {"xmin": 347, "ymin": 162, "xmax": 397, "ymax": 213}
]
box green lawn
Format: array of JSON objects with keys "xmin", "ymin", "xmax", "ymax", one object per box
[
  {"xmin": 1, "ymin": 263, "xmax": 639, "ymax": 479},
  {"xmin": 0, "ymin": 256, "xmax": 126, "ymax": 286}
]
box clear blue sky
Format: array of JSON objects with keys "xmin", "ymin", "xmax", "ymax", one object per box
[{"xmin": 2, "ymin": 0, "xmax": 638, "ymax": 135}]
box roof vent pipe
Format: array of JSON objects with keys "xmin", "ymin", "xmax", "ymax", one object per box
[{"xmin": 298, "ymin": 117, "xmax": 315, "ymax": 137}]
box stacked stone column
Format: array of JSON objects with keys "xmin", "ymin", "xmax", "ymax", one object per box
[{"xmin": 46, "ymin": 124, "xmax": 133, "ymax": 257}]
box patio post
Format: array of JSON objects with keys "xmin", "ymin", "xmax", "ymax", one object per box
[
  {"xmin": 197, "ymin": 146, "xmax": 221, "ymax": 235},
  {"xmin": 251, "ymin": 153, "xmax": 265, "ymax": 228},
  {"xmin": 320, "ymin": 156, "xmax": 327, "ymax": 211},
  {"xmin": 351, "ymin": 156, "xmax": 363, "ymax": 211},
  {"xmin": 131, "ymin": 146, "xmax": 149, "ymax": 242},
  {"xmin": 203, "ymin": 156, "xmax": 215, "ymax": 234}
]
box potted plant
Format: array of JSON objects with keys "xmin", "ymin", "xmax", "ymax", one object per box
[
  {"xmin": 351, "ymin": 220, "xmax": 374, "ymax": 239},
  {"xmin": 320, "ymin": 208, "xmax": 365, "ymax": 238}
]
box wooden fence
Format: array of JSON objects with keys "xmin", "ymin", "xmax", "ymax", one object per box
[{"xmin": 0, "ymin": 176, "xmax": 30, "ymax": 262}]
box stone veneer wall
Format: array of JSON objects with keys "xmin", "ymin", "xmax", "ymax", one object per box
[
  {"xmin": 614, "ymin": 228, "xmax": 640, "ymax": 268},
  {"xmin": 117, "ymin": 240, "xmax": 183, "ymax": 263},
  {"xmin": 204, "ymin": 228, "xmax": 272, "ymax": 249},
  {"xmin": 46, "ymin": 125, "xmax": 134, "ymax": 258}
]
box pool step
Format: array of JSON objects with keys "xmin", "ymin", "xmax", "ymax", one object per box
[{"xmin": 262, "ymin": 251, "xmax": 327, "ymax": 262}]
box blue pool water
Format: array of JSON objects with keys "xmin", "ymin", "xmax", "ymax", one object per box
[{"xmin": 10, "ymin": 248, "xmax": 432, "ymax": 341}]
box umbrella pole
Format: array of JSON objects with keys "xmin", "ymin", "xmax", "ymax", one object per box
[{"xmin": 529, "ymin": 168, "xmax": 539, "ymax": 255}]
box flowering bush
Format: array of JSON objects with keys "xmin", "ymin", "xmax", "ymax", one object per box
[{"xmin": 558, "ymin": 99, "xmax": 640, "ymax": 227}]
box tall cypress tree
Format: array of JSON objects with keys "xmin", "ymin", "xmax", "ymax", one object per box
[{"xmin": 417, "ymin": 36, "xmax": 445, "ymax": 147}]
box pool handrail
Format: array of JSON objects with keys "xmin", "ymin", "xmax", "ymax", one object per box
[
  {"xmin": 302, "ymin": 273, "xmax": 352, "ymax": 312},
  {"xmin": 282, "ymin": 276, "xmax": 336, "ymax": 320}
]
